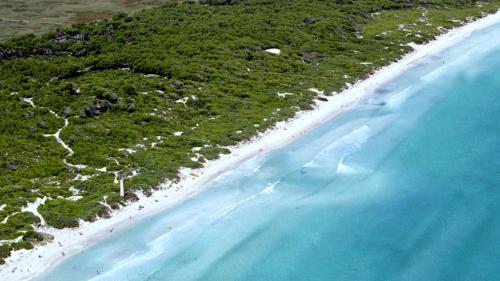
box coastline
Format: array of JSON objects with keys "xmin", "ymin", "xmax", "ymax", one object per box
[{"xmin": 3, "ymin": 10, "xmax": 500, "ymax": 281}]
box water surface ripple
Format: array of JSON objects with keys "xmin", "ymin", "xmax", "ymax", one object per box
[{"xmin": 37, "ymin": 23, "xmax": 500, "ymax": 281}]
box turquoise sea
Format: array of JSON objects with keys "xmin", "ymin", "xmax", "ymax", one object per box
[{"xmin": 36, "ymin": 23, "xmax": 500, "ymax": 281}]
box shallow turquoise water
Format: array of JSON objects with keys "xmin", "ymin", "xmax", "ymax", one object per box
[{"xmin": 37, "ymin": 23, "xmax": 500, "ymax": 281}]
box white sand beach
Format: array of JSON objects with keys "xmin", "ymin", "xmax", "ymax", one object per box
[{"xmin": 3, "ymin": 10, "xmax": 500, "ymax": 281}]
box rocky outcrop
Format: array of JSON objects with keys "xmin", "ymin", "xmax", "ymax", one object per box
[{"xmin": 83, "ymin": 100, "xmax": 112, "ymax": 118}]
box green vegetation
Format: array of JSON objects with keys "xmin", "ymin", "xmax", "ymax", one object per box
[
  {"xmin": 0, "ymin": 0, "xmax": 174, "ymax": 40},
  {"xmin": 0, "ymin": 0, "xmax": 499, "ymax": 263}
]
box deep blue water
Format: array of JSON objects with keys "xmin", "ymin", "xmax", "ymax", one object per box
[{"xmin": 36, "ymin": 23, "xmax": 500, "ymax": 281}]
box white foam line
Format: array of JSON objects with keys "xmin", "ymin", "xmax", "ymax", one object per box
[
  {"xmin": 261, "ymin": 180, "xmax": 280, "ymax": 194},
  {"xmin": 3, "ymin": 10, "xmax": 500, "ymax": 281}
]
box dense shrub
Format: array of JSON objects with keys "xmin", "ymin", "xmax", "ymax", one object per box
[{"xmin": 0, "ymin": 0, "xmax": 497, "ymax": 259}]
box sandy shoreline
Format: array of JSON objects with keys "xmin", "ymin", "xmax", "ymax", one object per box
[{"xmin": 3, "ymin": 10, "xmax": 500, "ymax": 280}]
